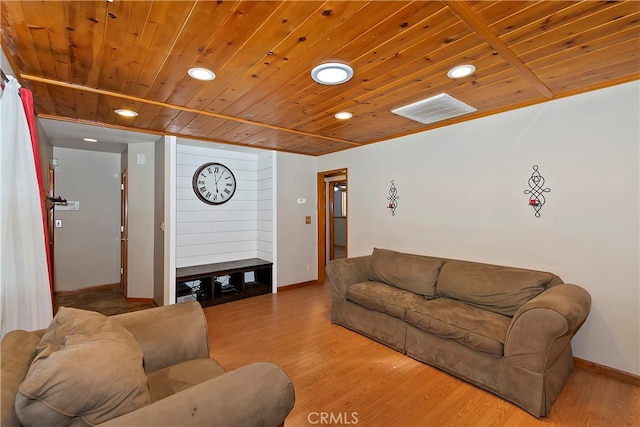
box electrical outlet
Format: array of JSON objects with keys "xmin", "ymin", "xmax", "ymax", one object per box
[{"xmin": 55, "ymin": 219, "xmax": 63, "ymax": 228}]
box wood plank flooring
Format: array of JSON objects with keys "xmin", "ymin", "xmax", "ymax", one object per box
[{"xmin": 205, "ymin": 283, "xmax": 640, "ymax": 427}]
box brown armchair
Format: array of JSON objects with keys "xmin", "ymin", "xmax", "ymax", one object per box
[{"xmin": 2, "ymin": 301, "xmax": 295, "ymax": 426}]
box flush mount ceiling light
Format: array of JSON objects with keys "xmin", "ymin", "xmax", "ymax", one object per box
[
  {"xmin": 311, "ymin": 62, "xmax": 353, "ymax": 85},
  {"xmin": 335, "ymin": 111, "xmax": 353, "ymax": 120},
  {"xmin": 114, "ymin": 109, "xmax": 138, "ymax": 117},
  {"xmin": 188, "ymin": 67, "xmax": 216, "ymax": 81},
  {"xmin": 447, "ymin": 64, "xmax": 476, "ymax": 79},
  {"xmin": 83, "ymin": 138, "xmax": 98, "ymax": 143}
]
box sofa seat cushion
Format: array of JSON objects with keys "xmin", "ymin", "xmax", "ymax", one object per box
[
  {"xmin": 147, "ymin": 358, "xmax": 226, "ymax": 402},
  {"xmin": 369, "ymin": 248, "xmax": 445, "ymax": 298},
  {"xmin": 437, "ymin": 261, "xmax": 554, "ymax": 316},
  {"xmin": 405, "ymin": 298, "xmax": 511, "ymax": 357},
  {"xmin": 15, "ymin": 307, "xmax": 150, "ymax": 426},
  {"xmin": 346, "ymin": 281, "xmax": 428, "ymax": 320}
]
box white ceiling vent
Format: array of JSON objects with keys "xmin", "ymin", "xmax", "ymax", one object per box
[{"xmin": 391, "ymin": 93, "xmax": 477, "ymax": 125}]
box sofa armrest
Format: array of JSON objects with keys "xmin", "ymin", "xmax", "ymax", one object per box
[
  {"xmin": 504, "ymin": 284, "xmax": 591, "ymax": 372},
  {"xmin": 326, "ymin": 255, "xmax": 372, "ymax": 300},
  {"xmin": 99, "ymin": 362, "xmax": 295, "ymax": 427},
  {"xmin": 111, "ymin": 302, "xmax": 209, "ymax": 374}
]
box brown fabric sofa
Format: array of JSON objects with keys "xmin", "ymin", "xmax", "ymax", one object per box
[
  {"xmin": 326, "ymin": 248, "xmax": 591, "ymax": 418},
  {"xmin": 1, "ymin": 301, "xmax": 295, "ymax": 426}
]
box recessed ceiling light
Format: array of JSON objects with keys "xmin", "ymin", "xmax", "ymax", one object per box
[
  {"xmin": 115, "ymin": 109, "xmax": 138, "ymax": 117},
  {"xmin": 335, "ymin": 111, "xmax": 353, "ymax": 120},
  {"xmin": 83, "ymin": 138, "xmax": 98, "ymax": 143},
  {"xmin": 311, "ymin": 62, "xmax": 354, "ymax": 85},
  {"xmin": 447, "ymin": 64, "xmax": 476, "ymax": 79},
  {"xmin": 188, "ymin": 67, "xmax": 216, "ymax": 81}
]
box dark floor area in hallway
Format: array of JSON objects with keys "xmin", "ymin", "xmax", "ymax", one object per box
[{"xmin": 53, "ymin": 285, "xmax": 156, "ymax": 316}]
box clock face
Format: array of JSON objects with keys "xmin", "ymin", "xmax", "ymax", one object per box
[{"xmin": 192, "ymin": 162, "xmax": 237, "ymax": 205}]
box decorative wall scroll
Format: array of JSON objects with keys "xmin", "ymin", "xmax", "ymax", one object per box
[
  {"xmin": 524, "ymin": 165, "xmax": 551, "ymax": 218},
  {"xmin": 387, "ymin": 180, "xmax": 399, "ymax": 216}
]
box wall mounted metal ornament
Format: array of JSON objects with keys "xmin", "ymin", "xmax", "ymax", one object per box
[
  {"xmin": 387, "ymin": 180, "xmax": 399, "ymax": 216},
  {"xmin": 524, "ymin": 165, "xmax": 551, "ymax": 218}
]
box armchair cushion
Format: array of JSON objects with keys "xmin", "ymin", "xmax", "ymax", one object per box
[
  {"xmin": 15, "ymin": 307, "xmax": 150, "ymax": 426},
  {"xmin": 147, "ymin": 358, "xmax": 226, "ymax": 403}
]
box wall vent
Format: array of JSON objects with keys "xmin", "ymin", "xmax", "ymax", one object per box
[{"xmin": 391, "ymin": 93, "xmax": 477, "ymax": 125}]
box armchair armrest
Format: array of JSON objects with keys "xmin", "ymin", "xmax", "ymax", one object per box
[
  {"xmin": 504, "ymin": 284, "xmax": 591, "ymax": 372},
  {"xmin": 111, "ymin": 302, "xmax": 209, "ymax": 374},
  {"xmin": 99, "ymin": 362, "xmax": 295, "ymax": 427},
  {"xmin": 326, "ymin": 256, "xmax": 372, "ymax": 300}
]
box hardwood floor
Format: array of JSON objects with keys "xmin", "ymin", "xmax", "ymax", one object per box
[{"xmin": 205, "ymin": 283, "xmax": 640, "ymax": 427}]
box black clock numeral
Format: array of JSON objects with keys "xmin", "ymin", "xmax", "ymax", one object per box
[
  {"xmin": 206, "ymin": 191, "xmax": 211, "ymax": 198},
  {"xmin": 198, "ymin": 180, "xmax": 205, "ymax": 184},
  {"xmin": 213, "ymin": 194, "xmax": 217, "ymax": 201},
  {"xmin": 199, "ymin": 186, "xmax": 206, "ymax": 192},
  {"xmin": 207, "ymin": 167, "xmax": 212, "ymax": 174},
  {"xmin": 226, "ymin": 182, "xmax": 233, "ymax": 187},
  {"xmin": 214, "ymin": 166, "xmax": 219, "ymax": 173}
]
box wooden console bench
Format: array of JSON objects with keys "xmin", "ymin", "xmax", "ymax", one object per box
[{"xmin": 176, "ymin": 258, "xmax": 273, "ymax": 307}]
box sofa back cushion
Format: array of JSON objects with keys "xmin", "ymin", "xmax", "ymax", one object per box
[
  {"xmin": 437, "ymin": 261, "xmax": 554, "ymax": 316},
  {"xmin": 15, "ymin": 307, "xmax": 150, "ymax": 426},
  {"xmin": 369, "ymin": 248, "xmax": 445, "ymax": 298}
]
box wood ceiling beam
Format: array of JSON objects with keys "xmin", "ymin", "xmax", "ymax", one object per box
[
  {"xmin": 20, "ymin": 73, "xmax": 361, "ymax": 147},
  {"xmin": 444, "ymin": 1, "xmax": 554, "ymax": 99}
]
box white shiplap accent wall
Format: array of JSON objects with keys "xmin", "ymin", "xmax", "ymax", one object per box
[
  {"xmin": 257, "ymin": 151, "xmax": 274, "ymax": 262},
  {"xmin": 176, "ymin": 143, "xmax": 273, "ymax": 268}
]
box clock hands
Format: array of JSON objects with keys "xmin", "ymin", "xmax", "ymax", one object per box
[{"xmin": 213, "ymin": 169, "xmax": 226, "ymax": 195}]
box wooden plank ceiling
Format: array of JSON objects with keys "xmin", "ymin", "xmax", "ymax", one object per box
[{"xmin": 1, "ymin": 1, "xmax": 639, "ymax": 156}]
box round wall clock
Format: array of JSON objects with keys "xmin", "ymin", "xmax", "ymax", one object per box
[{"xmin": 192, "ymin": 162, "xmax": 237, "ymax": 205}]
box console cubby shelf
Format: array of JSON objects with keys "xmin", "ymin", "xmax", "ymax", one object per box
[{"xmin": 176, "ymin": 258, "xmax": 273, "ymax": 307}]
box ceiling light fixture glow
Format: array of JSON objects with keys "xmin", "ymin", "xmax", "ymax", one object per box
[
  {"xmin": 83, "ymin": 138, "xmax": 98, "ymax": 143},
  {"xmin": 335, "ymin": 111, "xmax": 353, "ymax": 120},
  {"xmin": 114, "ymin": 109, "xmax": 139, "ymax": 117},
  {"xmin": 447, "ymin": 64, "xmax": 476, "ymax": 79},
  {"xmin": 188, "ymin": 67, "xmax": 216, "ymax": 81},
  {"xmin": 311, "ymin": 62, "xmax": 353, "ymax": 85}
]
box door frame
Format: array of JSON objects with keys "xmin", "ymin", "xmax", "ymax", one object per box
[
  {"xmin": 47, "ymin": 163, "xmax": 55, "ymax": 292},
  {"xmin": 120, "ymin": 169, "xmax": 128, "ymax": 297},
  {"xmin": 316, "ymin": 168, "xmax": 347, "ymax": 284}
]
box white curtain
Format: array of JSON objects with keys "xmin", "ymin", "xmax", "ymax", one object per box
[{"xmin": 0, "ymin": 75, "xmax": 53, "ymax": 337}]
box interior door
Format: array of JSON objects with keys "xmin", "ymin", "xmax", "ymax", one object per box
[{"xmin": 120, "ymin": 169, "xmax": 128, "ymax": 297}]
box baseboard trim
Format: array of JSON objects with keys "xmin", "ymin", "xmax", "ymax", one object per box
[
  {"xmin": 54, "ymin": 282, "xmax": 120, "ymax": 296},
  {"xmin": 574, "ymin": 357, "xmax": 640, "ymax": 387},
  {"xmin": 125, "ymin": 297, "xmax": 157, "ymax": 306},
  {"xmin": 278, "ymin": 280, "xmax": 319, "ymax": 292}
]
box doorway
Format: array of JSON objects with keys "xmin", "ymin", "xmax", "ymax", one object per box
[{"xmin": 317, "ymin": 168, "xmax": 347, "ymax": 284}]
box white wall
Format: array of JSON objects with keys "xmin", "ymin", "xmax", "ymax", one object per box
[
  {"xmin": 53, "ymin": 148, "xmax": 121, "ymax": 291},
  {"xmin": 175, "ymin": 142, "xmax": 273, "ymax": 267},
  {"xmin": 126, "ymin": 142, "xmax": 155, "ymax": 298},
  {"xmin": 318, "ymin": 81, "xmax": 640, "ymax": 376},
  {"xmin": 276, "ymin": 151, "xmax": 318, "ymax": 287}
]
